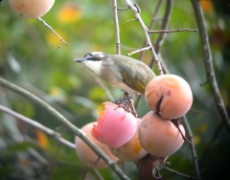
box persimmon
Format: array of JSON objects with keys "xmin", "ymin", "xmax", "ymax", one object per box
[
  {"xmin": 145, "ymin": 74, "xmax": 193, "ymax": 119},
  {"xmin": 91, "ymin": 102, "xmax": 138, "ymax": 148},
  {"xmin": 75, "ymin": 122, "xmax": 118, "ymax": 169},
  {"xmin": 9, "ymin": 0, "xmax": 55, "ymax": 18},
  {"xmin": 110, "ymin": 119, "xmax": 147, "ymax": 161},
  {"xmin": 139, "ymin": 111, "xmax": 185, "ymax": 157}
]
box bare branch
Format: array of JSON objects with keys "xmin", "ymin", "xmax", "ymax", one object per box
[
  {"xmin": 163, "ymin": 166, "xmax": 202, "ymax": 180},
  {"xmin": 0, "ymin": 77, "xmax": 130, "ymax": 180},
  {"xmin": 149, "ymin": 28, "xmax": 198, "ymax": 34},
  {"xmin": 154, "ymin": 0, "xmax": 172, "ymax": 55},
  {"xmin": 128, "ymin": 46, "xmax": 151, "ymax": 56},
  {"xmin": 0, "ymin": 104, "xmax": 75, "ymax": 150},
  {"xmin": 112, "ymin": 0, "xmax": 121, "ymax": 54},
  {"xmin": 182, "ymin": 116, "xmax": 201, "ymax": 178},
  {"xmin": 37, "ymin": 17, "xmax": 70, "ymax": 48},
  {"xmin": 148, "ymin": 0, "xmax": 164, "ymax": 31},
  {"xmin": 138, "ymin": 0, "xmax": 164, "ymax": 61},
  {"xmin": 191, "ymin": 0, "xmax": 230, "ymax": 133},
  {"xmin": 124, "ymin": 0, "xmax": 163, "ymax": 75}
]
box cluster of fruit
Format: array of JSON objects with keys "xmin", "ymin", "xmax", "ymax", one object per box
[
  {"xmin": 75, "ymin": 74, "xmax": 193, "ymax": 168},
  {"xmin": 8, "ymin": 0, "xmax": 193, "ymax": 170}
]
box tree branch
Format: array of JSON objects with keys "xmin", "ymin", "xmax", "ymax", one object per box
[
  {"xmin": 182, "ymin": 116, "xmax": 201, "ymax": 178},
  {"xmin": 112, "ymin": 0, "xmax": 121, "ymax": 54},
  {"xmin": 163, "ymin": 166, "xmax": 201, "ymax": 180},
  {"xmin": 0, "ymin": 104, "xmax": 75, "ymax": 149},
  {"xmin": 128, "ymin": 46, "xmax": 151, "ymax": 56},
  {"xmin": 0, "ymin": 77, "xmax": 130, "ymax": 180},
  {"xmin": 37, "ymin": 17, "xmax": 69, "ymax": 48},
  {"xmin": 149, "ymin": 28, "xmax": 198, "ymax": 34},
  {"xmin": 124, "ymin": 0, "xmax": 163, "ymax": 75},
  {"xmin": 191, "ymin": 0, "xmax": 230, "ymax": 133},
  {"xmin": 138, "ymin": 0, "xmax": 164, "ymax": 61},
  {"xmin": 153, "ymin": 0, "xmax": 173, "ymax": 67}
]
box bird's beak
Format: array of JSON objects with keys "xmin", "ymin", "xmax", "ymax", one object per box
[{"xmin": 74, "ymin": 58, "xmax": 84, "ymax": 62}]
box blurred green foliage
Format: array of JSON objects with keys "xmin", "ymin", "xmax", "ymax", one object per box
[{"xmin": 0, "ymin": 0, "xmax": 230, "ymax": 180}]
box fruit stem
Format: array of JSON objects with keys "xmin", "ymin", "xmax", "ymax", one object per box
[{"xmin": 171, "ymin": 119, "xmax": 192, "ymax": 146}]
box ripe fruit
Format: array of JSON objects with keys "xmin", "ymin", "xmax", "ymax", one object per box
[
  {"xmin": 139, "ymin": 111, "xmax": 185, "ymax": 157},
  {"xmin": 75, "ymin": 122, "xmax": 118, "ymax": 169},
  {"xmin": 91, "ymin": 102, "xmax": 138, "ymax": 148},
  {"xmin": 9, "ymin": 0, "xmax": 55, "ymax": 18},
  {"xmin": 145, "ymin": 74, "xmax": 193, "ymax": 119},
  {"xmin": 110, "ymin": 119, "xmax": 147, "ymax": 161}
]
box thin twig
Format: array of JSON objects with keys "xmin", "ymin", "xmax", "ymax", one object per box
[
  {"xmin": 148, "ymin": 0, "xmax": 164, "ymax": 32},
  {"xmin": 126, "ymin": 18, "xmax": 138, "ymax": 23},
  {"xmin": 154, "ymin": 0, "xmax": 172, "ymax": 55},
  {"xmin": 0, "ymin": 104, "xmax": 75, "ymax": 149},
  {"xmin": 191, "ymin": 0, "xmax": 230, "ymax": 133},
  {"xmin": 135, "ymin": 0, "xmax": 164, "ymax": 107},
  {"xmin": 139, "ymin": 0, "xmax": 164, "ymax": 61},
  {"xmin": 191, "ymin": 107, "xmax": 219, "ymax": 118},
  {"xmin": 128, "ymin": 46, "xmax": 151, "ymax": 56},
  {"xmin": 163, "ymin": 166, "xmax": 202, "ymax": 180},
  {"xmin": 150, "ymin": 0, "xmax": 172, "ymax": 71},
  {"xmin": 124, "ymin": 0, "xmax": 163, "ymax": 75},
  {"xmin": 37, "ymin": 17, "xmax": 70, "ymax": 48},
  {"xmin": 112, "ymin": 0, "xmax": 121, "ymax": 54},
  {"xmin": 149, "ymin": 28, "xmax": 198, "ymax": 34},
  {"xmin": 0, "ymin": 77, "xmax": 130, "ymax": 180},
  {"xmin": 182, "ymin": 116, "xmax": 201, "ymax": 179}
]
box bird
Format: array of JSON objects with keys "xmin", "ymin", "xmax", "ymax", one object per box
[{"xmin": 74, "ymin": 52, "xmax": 155, "ymax": 95}]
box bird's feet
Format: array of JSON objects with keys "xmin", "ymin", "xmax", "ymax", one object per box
[{"xmin": 114, "ymin": 92, "xmax": 138, "ymax": 117}]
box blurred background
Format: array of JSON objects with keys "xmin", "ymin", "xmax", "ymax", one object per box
[{"xmin": 0, "ymin": 0, "xmax": 230, "ymax": 179}]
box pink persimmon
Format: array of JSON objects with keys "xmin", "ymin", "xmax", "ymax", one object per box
[
  {"xmin": 91, "ymin": 102, "xmax": 138, "ymax": 148},
  {"xmin": 110, "ymin": 119, "xmax": 147, "ymax": 161}
]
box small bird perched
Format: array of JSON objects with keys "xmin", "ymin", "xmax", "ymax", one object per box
[{"xmin": 74, "ymin": 52, "xmax": 155, "ymax": 95}]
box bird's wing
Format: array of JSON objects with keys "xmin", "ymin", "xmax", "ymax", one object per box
[{"xmin": 118, "ymin": 61, "xmax": 155, "ymax": 94}]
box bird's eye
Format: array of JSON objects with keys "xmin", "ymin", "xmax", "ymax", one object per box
[{"xmin": 83, "ymin": 53, "xmax": 90, "ymax": 59}]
